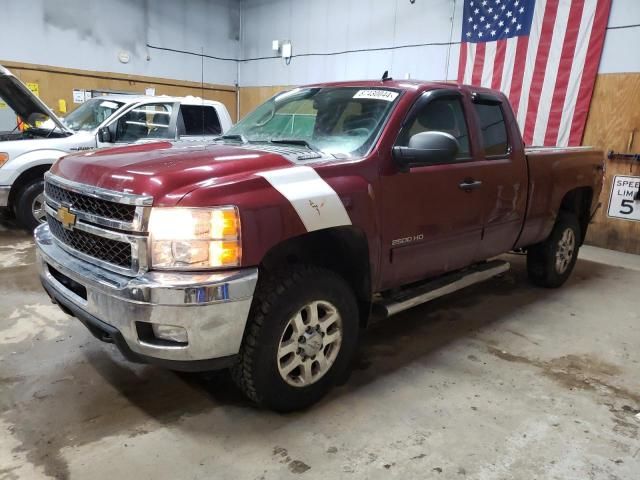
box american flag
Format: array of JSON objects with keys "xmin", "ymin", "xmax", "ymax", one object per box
[{"xmin": 457, "ymin": 0, "xmax": 612, "ymax": 147}]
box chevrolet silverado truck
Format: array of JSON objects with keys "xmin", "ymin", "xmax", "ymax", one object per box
[
  {"xmin": 35, "ymin": 80, "xmax": 604, "ymax": 411},
  {"xmin": 0, "ymin": 65, "xmax": 232, "ymax": 230}
]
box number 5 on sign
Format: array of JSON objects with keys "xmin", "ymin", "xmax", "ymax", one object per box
[{"xmin": 608, "ymin": 175, "xmax": 640, "ymax": 222}]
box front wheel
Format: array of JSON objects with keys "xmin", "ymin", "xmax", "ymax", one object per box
[
  {"xmin": 527, "ymin": 212, "xmax": 581, "ymax": 288},
  {"xmin": 15, "ymin": 178, "xmax": 46, "ymax": 232},
  {"xmin": 232, "ymin": 265, "xmax": 359, "ymax": 412}
]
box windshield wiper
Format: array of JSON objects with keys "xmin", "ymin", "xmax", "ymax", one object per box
[
  {"xmin": 45, "ymin": 124, "xmax": 63, "ymax": 138},
  {"xmin": 219, "ymin": 134, "xmax": 249, "ymax": 143},
  {"xmin": 269, "ymin": 138, "xmax": 320, "ymax": 152}
]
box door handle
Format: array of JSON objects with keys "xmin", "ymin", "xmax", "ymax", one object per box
[{"xmin": 459, "ymin": 179, "xmax": 483, "ymax": 191}]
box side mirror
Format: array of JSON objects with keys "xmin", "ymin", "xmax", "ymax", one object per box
[
  {"xmin": 393, "ymin": 131, "xmax": 459, "ymax": 170},
  {"xmin": 97, "ymin": 126, "xmax": 113, "ymax": 143}
]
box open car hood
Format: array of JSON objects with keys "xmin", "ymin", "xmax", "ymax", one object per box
[{"xmin": 0, "ymin": 65, "xmax": 71, "ymax": 133}]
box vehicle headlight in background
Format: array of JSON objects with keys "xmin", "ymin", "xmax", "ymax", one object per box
[
  {"xmin": 148, "ymin": 207, "xmax": 241, "ymax": 269},
  {"xmin": 0, "ymin": 153, "xmax": 9, "ymax": 168}
]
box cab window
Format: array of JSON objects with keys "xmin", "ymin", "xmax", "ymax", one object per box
[
  {"xmin": 178, "ymin": 105, "xmax": 222, "ymax": 136},
  {"xmin": 115, "ymin": 104, "xmax": 173, "ymax": 142},
  {"xmin": 398, "ymin": 97, "xmax": 471, "ymax": 159},
  {"xmin": 472, "ymin": 103, "xmax": 509, "ymax": 156}
]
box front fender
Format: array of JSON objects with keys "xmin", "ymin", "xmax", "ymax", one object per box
[
  {"xmin": 176, "ymin": 164, "xmax": 381, "ymax": 284},
  {"xmin": 0, "ymin": 149, "xmax": 67, "ymax": 185}
]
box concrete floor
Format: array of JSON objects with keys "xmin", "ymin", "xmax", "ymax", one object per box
[{"xmin": 1, "ymin": 218, "xmax": 639, "ymax": 480}]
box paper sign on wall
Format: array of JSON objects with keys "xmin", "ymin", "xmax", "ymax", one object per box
[
  {"xmin": 145, "ymin": 87, "xmax": 156, "ymax": 96},
  {"xmin": 72, "ymin": 89, "xmax": 85, "ymax": 104},
  {"xmin": 608, "ymin": 175, "xmax": 640, "ymax": 222},
  {"xmin": 26, "ymin": 82, "xmax": 39, "ymax": 97}
]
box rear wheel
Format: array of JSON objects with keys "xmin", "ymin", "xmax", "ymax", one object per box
[
  {"xmin": 527, "ymin": 212, "xmax": 581, "ymax": 288},
  {"xmin": 15, "ymin": 178, "xmax": 46, "ymax": 232},
  {"xmin": 232, "ymin": 265, "xmax": 359, "ymax": 412}
]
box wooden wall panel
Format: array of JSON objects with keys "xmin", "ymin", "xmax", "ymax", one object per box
[
  {"xmin": 238, "ymin": 86, "xmax": 289, "ymax": 119},
  {"xmin": 2, "ymin": 61, "xmax": 238, "ymax": 121},
  {"xmin": 582, "ymin": 73, "xmax": 640, "ymax": 254}
]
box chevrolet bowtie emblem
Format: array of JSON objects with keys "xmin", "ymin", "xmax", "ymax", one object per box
[{"xmin": 57, "ymin": 206, "xmax": 76, "ymax": 230}]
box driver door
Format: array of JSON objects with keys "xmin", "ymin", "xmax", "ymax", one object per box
[
  {"xmin": 379, "ymin": 90, "xmax": 488, "ymax": 289},
  {"xmin": 99, "ymin": 102, "xmax": 179, "ymax": 146}
]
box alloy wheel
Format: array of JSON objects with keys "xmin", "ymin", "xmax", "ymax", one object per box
[
  {"xmin": 277, "ymin": 300, "xmax": 343, "ymax": 387},
  {"xmin": 555, "ymin": 228, "xmax": 576, "ymax": 274},
  {"xmin": 31, "ymin": 192, "xmax": 46, "ymax": 224}
]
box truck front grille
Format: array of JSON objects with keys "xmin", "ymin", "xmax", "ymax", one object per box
[
  {"xmin": 45, "ymin": 182, "xmax": 136, "ymax": 222},
  {"xmin": 47, "ymin": 214, "xmax": 133, "ymax": 269},
  {"xmin": 43, "ymin": 174, "xmax": 151, "ymax": 276}
]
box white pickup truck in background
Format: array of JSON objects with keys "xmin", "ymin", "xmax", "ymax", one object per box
[{"xmin": 0, "ymin": 65, "xmax": 233, "ymax": 230}]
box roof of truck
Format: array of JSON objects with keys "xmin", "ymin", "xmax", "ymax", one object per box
[
  {"xmin": 302, "ymin": 79, "xmax": 503, "ymax": 95},
  {"xmin": 306, "ymin": 79, "xmax": 454, "ymax": 88},
  {"xmin": 91, "ymin": 94, "xmax": 225, "ymax": 108}
]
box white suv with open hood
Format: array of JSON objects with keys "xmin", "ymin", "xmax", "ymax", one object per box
[{"xmin": 0, "ymin": 65, "xmax": 233, "ymax": 230}]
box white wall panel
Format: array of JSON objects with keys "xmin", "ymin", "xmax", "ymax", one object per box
[
  {"xmin": 0, "ymin": 0, "xmax": 637, "ymax": 88},
  {"xmin": 0, "ymin": 0, "xmax": 240, "ymax": 86},
  {"xmin": 239, "ymin": 0, "xmax": 461, "ymax": 86},
  {"xmin": 239, "ymin": 0, "xmax": 640, "ymax": 86},
  {"xmin": 599, "ymin": 0, "xmax": 640, "ymax": 73}
]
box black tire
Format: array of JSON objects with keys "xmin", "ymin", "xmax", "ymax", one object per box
[
  {"xmin": 15, "ymin": 178, "xmax": 46, "ymax": 232},
  {"xmin": 527, "ymin": 211, "xmax": 581, "ymax": 288},
  {"xmin": 232, "ymin": 264, "xmax": 359, "ymax": 412}
]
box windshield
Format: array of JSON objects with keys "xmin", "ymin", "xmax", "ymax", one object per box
[
  {"xmin": 63, "ymin": 98, "xmax": 125, "ymax": 131},
  {"xmin": 226, "ymin": 87, "xmax": 401, "ymax": 157}
]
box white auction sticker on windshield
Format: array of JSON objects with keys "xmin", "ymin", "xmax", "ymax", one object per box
[{"xmin": 353, "ymin": 90, "xmax": 399, "ymax": 102}]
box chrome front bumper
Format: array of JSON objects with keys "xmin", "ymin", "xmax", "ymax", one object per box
[{"xmin": 35, "ymin": 224, "xmax": 258, "ymax": 369}]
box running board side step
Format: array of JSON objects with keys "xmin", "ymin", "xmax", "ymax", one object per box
[{"xmin": 373, "ymin": 260, "xmax": 510, "ymax": 318}]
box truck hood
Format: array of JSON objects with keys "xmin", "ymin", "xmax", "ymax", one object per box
[
  {"xmin": 0, "ymin": 65, "xmax": 71, "ymax": 133},
  {"xmin": 50, "ymin": 141, "xmax": 298, "ymax": 206}
]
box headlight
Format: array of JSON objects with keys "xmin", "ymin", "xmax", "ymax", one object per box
[
  {"xmin": 148, "ymin": 206, "xmax": 241, "ymax": 269},
  {"xmin": 0, "ymin": 152, "xmax": 8, "ymax": 168}
]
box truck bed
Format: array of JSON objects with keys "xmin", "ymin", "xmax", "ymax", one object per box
[{"xmin": 516, "ymin": 145, "xmax": 604, "ymax": 250}]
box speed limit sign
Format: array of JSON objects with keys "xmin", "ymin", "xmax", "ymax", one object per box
[{"xmin": 608, "ymin": 175, "xmax": 640, "ymax": 222}]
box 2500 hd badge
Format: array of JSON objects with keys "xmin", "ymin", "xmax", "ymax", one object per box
[{"xmin": 392, "ymin": 234, "xmax": 425, "ymax": 246}]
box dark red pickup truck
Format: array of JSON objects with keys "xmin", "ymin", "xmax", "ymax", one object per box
[{"xmin": 35, "ymin": 80, "xmax": 603, "ymax": 411}]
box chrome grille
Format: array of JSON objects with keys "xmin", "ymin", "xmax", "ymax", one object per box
[
  {"xmin": 47, "ymin": 214, "xmax": 132, "ymax": 268},
  {"xmin": 43, "ymin": 173, "xmax": 152, "ymax": 276},
  {"xmin": 45, "ymin": 181, "xmax": 136, "ymax": 222}
]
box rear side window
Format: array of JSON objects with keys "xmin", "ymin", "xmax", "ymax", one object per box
[
  {"xmin": 472, "ymin": 103, "xmax": 509, "ymax": 156},
  {"xmin": 179, "ymin": 105, "xmax": 222, "ymax": 136}
]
